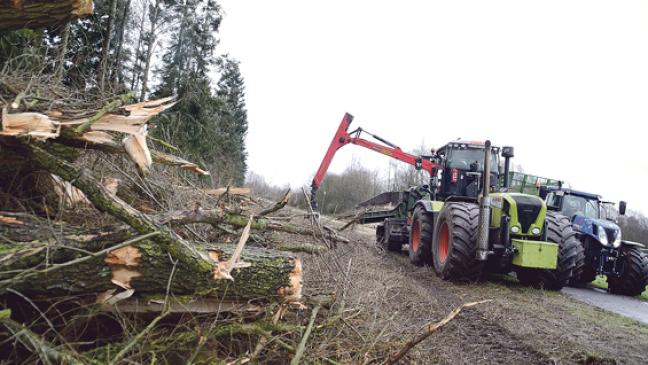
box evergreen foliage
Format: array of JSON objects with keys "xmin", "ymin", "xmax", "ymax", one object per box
[{"xmin": 0, "ymin": 0, "xmax": 248, "ymax": 187}]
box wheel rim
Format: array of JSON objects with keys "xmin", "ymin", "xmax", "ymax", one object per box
[
  {"xmin": 438, "ymin": 222, "xmax": 450, "ymax": 264},
  {"xmin": 411, "ymin": 220, "xmax": 420, "ymax": 252}
]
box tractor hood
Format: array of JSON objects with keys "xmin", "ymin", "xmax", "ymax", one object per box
[{"xmin": 572, "ymin": 215, "xmax": 622, "ymax": 247}]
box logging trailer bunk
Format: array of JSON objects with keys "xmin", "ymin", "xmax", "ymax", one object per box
[{"xmin": 311, "ymin": 113, "xmax": 580, "ymax": 289}]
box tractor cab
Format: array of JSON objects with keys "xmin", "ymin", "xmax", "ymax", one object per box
[
  {"xmin": 539, "ymin": 186, "xmax": 626, "ymax": 247},
  {"xmin": 435, "ymin": 141, "xmax": 502, "ymax": 199},
  {"xmin": 542, "ymin": 187, "xmax": 602, "ymax": 220}
]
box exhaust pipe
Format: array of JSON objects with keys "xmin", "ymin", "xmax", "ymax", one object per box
[
  {"xmin": 476, "ymin": 140, "xmax": 492, "ymax": 261},
  {"xmin": 501, "ymin": 146, "xmax": 514, "ymax": 189}
]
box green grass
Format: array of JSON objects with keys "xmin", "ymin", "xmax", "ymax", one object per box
[{"xmin": 590, "ymin": 275, "xmax": 648, "ymax": 301}]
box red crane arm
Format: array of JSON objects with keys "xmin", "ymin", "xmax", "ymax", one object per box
[{"xmin": 310, "ymin": 113, "xmax": 438, "ymax": 208}]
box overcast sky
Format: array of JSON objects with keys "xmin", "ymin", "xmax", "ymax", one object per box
[{"xmin": 217, "ymin": 0, "xmax": 648, "ymax": 214}]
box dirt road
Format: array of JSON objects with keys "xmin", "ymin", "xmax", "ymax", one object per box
[{"xmin": 298, "ymin": 215, "xmax": 648, "ymax": 364}]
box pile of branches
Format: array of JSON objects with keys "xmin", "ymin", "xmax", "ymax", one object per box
[{"xmin": 0, "ymin": 78, "xmax": 352, "ymax": 363}]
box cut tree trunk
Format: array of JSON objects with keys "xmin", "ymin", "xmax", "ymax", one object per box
[
  {"xmin": 0, "ymin": 0, "xmax": 94, "ymax": 31},
  {"xmin": 0, "ymin": 232, "xmax": 302, "ymax": 302}
]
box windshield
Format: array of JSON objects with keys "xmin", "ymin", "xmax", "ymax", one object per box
[
  {"xmin": 561, "ymin": 194, "xmax": 600, "ymax": 219},
  {"xmin": 447, "ymin": 147, "xmax": 499, "ymax": 173},
  {"xmin": 601, "ymin": 202, "xmax": 618, "ymax": 221}
]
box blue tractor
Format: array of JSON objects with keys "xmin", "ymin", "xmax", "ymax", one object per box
[{"xmin": 539, "ymin": 186, "xmax": 648, "ymax": 296}]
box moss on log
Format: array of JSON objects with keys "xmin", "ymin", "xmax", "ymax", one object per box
[{"xmin": 0, "ymin": 217, "xmax": 301, "ymax": 302}]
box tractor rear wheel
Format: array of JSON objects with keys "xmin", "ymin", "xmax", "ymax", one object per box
[
  {"xmin": 377, "ymin": 220, "xmax": 403, "ymax": 252},
  {"xmin": 431, "ymin": 202, "xmax": 483, "ymax": 281},
  {"xmin": 408, "ymin": 206, "xmax": 433, "ymax": 266},
  {"xmin": 608, "ymin": 246, "xmax": 648, "ymax": 296},
  {"xmin": 516, "ymin": 212, "xmax": 579, "ymax": 290}
]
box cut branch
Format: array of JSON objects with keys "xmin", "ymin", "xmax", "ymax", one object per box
[
  {"xmin": 290, "ymin": 304, "xmax": 321, "ymax": 365},
  {"xmin": 384, "ymin": 300, "xmax": 491, "ymax": 365},
  {"xmin": 258, "ymin": 189, "xmax": 291, "ymax": 217}
]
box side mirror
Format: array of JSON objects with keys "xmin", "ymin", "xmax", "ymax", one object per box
[
  {"xmin": 619, "ymin": 201, "xmax": 627, "ymax": 216},
  {"xmin": 502, "ymin": 146, "xmax": 514, "ymax": 158}
]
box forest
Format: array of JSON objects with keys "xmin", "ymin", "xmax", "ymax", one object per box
[{"xmin": 1, "ymin": 0, "xmax": 248, "ymax": 186}]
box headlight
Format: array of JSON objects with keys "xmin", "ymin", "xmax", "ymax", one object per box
[
  {"xmin": 597, "ymin": 226, "xmax": 609, "ymax": 246},
  {"xmin": 511, "ymin": 226, "xmax": 520, "ymax": 233},
  {"xmin": 612, "ymin": 230, "xmax": 622, "ymax": 248},
  {"xmin": 531, "ymin": 227, "xmax": 541, "ymax": 235}
]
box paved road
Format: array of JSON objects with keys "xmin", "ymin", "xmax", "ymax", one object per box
[{"xmin": 562, "ymin": 286, "xmax": 648, "ymax": 325}]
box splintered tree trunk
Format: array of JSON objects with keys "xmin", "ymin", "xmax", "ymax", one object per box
[{"xmin": 0, "ymin": 0, "xmax": 94, "ymax": 31}]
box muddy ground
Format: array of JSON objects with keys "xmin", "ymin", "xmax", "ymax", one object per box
[{"xmin": 272, "ymin": 206, "xmax": 648, "ymax": 364}]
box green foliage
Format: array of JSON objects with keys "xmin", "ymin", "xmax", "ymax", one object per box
[
  {"xmin": 215, "ymin": 55, "xmax": 248, "ymax": 184},
  {"xmin": 151, "ymin": 0, "xmax": 248, "ymax": 186},
  {"xmin": 0, "ymin": 29, "xmax": 43, "ymax": 70}
]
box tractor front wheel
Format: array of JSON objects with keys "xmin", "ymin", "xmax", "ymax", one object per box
[
  {"xmin": 516, "ymin": 212, "xmax": 579, "ymax": 291},
  {"xmin": 431, "ymin": 202, "xmax": 483, "ymax": 281},
  {"xmin": 569, "ymin": 237, "xmax": 593, "ymax": 287},
  {"xmin": 408, "ymin": 206, "xmax": 433, "ymax": 266},
  {"xmin": 608, "ymin": 246, "xmax": 648, "ymax": 297}
]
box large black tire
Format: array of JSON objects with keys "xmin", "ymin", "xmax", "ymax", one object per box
[
  {"xmin": 569, "ymin": 237, "xmax": 598, "ymax": 288},
  {"xmin": 568, "ymin": 237, "xmax": 587, "ymax": 287},
  {"xmin": 431, "ymin": 202, "xmax": 483, "ymax": 281},
  {"xmin": 608, "ymin": 246, "xmax": 648, "ymax": 297},
  {"xmin": 408, "ymin": 206, "xmax": 433, "ymax": 266},
  {"xmin": 516, "ymin": 211, "xmax": 579, "ymax": 291},
  {"xmin": 377, "ymin": 221, "xmax": 403, "ymax": 252}
]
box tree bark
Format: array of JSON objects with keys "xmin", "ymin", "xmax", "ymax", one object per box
[
  {"xmin": 99, "ymin": 0, "xmax": 117, "ymax": 93},
  {"xmin": 0, "ymin": 0, "xmax": 93, "ymax": 31},
  {"xmin": 112, "ymin": 0, "xmax": 131, "ymax": 90},
  {"xmin": 140, "ymin": 0, "xmax": 161, "ymax": 101}
]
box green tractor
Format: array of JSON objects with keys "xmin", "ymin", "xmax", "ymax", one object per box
[{"xmin": 312, "ymin": 113, "xmax": 580, "ymax": 289}]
